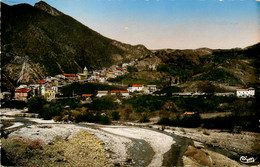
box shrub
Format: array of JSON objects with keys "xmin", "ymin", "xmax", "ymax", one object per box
[
  {"xmin": 27, "ymin": 96, "xmax": 46, "ymax": 115},
  {"xmin": 139, "ymin": 115, "xmax": 149, "ymax": 123},
  {"xmin": 112, "ymin": 111, "xmax": 120, "ymax": 120},
  {"xmin": 127, "ymin": 66, "xmax": 138, "ymax": 72},
  {"xmin": 100, "ymin": 116, "xmax": 111, "ymax": 125},
  {"xmin": 90, "ymin": 96, "xmax": 118, "ymax": 111},
  {"xmin": 42, "ymin": 104, "xmax": 62, "ymax": 120}
]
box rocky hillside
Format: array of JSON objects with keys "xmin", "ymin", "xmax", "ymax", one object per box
[
  {"xmin": 1, "ymin": 1, "xmax": 150, "ymax": 91},
  {"xmin": 130, "ymin": 43, "xmax": 260, "ymax": 90}
]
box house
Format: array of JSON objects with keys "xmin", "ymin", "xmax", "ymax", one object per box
[
  {"xmin": 99, "ymin": 74, "xmax": 107, "ymax": 83},
  {"xmin": 236, "ymin": 87, "xmax": 255, "ymax": 97},
  {"xmin": 44, "ymin": 89, "xmax": 56, "ymax": 101},
  {"xmin": 111, "ymin": 90, "xmax": 130, "ymax": 97},
  {"xmin": 53, "ymin": 79, "xmax": 62, "ymax": 86},
  {"xmin": 29, "ymin": 84, "xmax": 40, "ymax": 96},
  {"xmin": 127, "ymin": 84, "xmax": 144, "ymax": 93},
  {"xmin": 115, "ymin": 67, "xmax": 124, "ymax": 76},
  {"xmin": 36, "ymin": 80, "xmax": 47, "ymax": 85},
  {"xmin": 107, "ymin": 70, "xmax": 116, "ymax": 79},
  {"xmin": 96, "ymin": 91, "xmax": 109, "ymax": 97},
  {"xmin": 51, "ymin": 85, "xmax": 59, "ymax": 93},
  {"xmin": 41, "ymin": 85, "xmax": 46, "ymax": 96},
  {"xmin": 184, "ymin": 112, "xmax": 195, "ymax": 115},
  {"xmin": 0, "ymin": 92, "xmax": 11, "ymax": 101},
  {"xmin": 82, "ymin": 94, "xmax": 92, "ymax": 101},
  {"xmin": 62, "ymin": 73, "xmax": 78, "ymax": 81},
  {"xmin": 77, "ymin": 66, "xmax": 88, "ymax": 80},
  {"xmin": 146, "ymin": 85, "xmax": 157, "ymax": 92},
  {"xmin": 15, "ymin": 88, "xmax": 32, "ymax": 101},
  {"xmin": 122, "ymin": 63, "xmax": 129, "ymax": 68},
  {"xmin": 55, "ymin": 74, "xmax": 66, "ymax": 80}
]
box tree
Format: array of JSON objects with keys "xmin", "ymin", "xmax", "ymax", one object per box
[
  {"xmin": 198, "ymin": 81, "xmax": 216, "ymax": 96},
  {"xmin": 27, "ymin": 96, "xmax": 46, "ymax": 115},
  {"xmin": 127, "ymin": 66, "xmax": 138, "ymax": 73}
]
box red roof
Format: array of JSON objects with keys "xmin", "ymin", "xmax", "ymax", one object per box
[
  {"xmin": 36, "ymin": 80, "xmax": 46, "ymax": 84},
  {"xmin": 109, "ymin": 70, "xmax": 114, "ymax": 72},
  {"xmin": 184, "ymin": 112, "xmax": 195, "ymax": 115},
  {"xmin": 100, "ymin": 74, "xmax": 106, "ymax": 77},
  {"xmin": 62, "ymin": 73, "xmax": 77, "ymax": 77},
  {"xmin": 111, "ymin": 90, "xmax": 128, "ymax": 93},
  {"xmin": 15, "ymin": 88, "xmax": 31, "ymax": 93},
  {"xmin": 236, "ymin": 88, "xmax": 248, "ymax": 91},
  {"xmin": 236, "ymin": 87, "xmax": 254, "ymax": 91},
  {"xmin": 97, "ymin": 91, "xmax": 108, "ymax": 93},
  {"xmin": 132, "ymin": 84, "xmax": 143, "ymax": 87},
  {"xmin": 82, "ymin": 94, "xmax": 92, "ymax": 97},
  {"xmin": 116, "ymin": 68, "xmax": 123, "ymax": 71}
]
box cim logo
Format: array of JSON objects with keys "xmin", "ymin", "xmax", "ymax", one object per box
[{"xmin": 240, "ymin": 156, "xmax": 258, "ymax": 164}]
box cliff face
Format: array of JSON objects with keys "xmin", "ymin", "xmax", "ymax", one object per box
[
  {"xmin": 34, "ymin": 1, "xmax": 64, "ymax": 16},
  {"xmin": 1, "ymin": 2, "xmax": 151, "ymax": 90}
]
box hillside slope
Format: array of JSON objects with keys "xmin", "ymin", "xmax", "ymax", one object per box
[{"xmin": 128, "ymin": 43, "xmax": 260, "ymax": 90}]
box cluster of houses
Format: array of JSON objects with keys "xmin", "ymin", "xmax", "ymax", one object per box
[
  {"xmin": 0, "ymin": 62, "xmax": 256, "ymax": 102},
  {"xmin": 95, "ymin": 84, "xmax": 158, "ymax": 98},
  {"xmin": 1, "ymin": 63, "xmax": 160, "ymax": 102}
]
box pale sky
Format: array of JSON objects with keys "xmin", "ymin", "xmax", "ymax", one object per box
[{"xmin": 2, "ymin": 0, "xmax": 260, "ymax": 49}]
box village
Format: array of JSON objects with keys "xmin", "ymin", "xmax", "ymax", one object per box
[{"xmin": 0, "ymin": 61, "xmax": 256, "ymax": 104}]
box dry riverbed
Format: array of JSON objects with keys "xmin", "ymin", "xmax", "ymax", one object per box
[
  {"xmin": 2, "ymin": 123, "xmax": 175, "ymax": 166},
  {"xmin": 1, "ymin": 110, "xmax": 259, "ymax": 167}
]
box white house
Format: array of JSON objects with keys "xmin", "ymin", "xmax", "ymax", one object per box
[
  {"xmin": 99, "ymin": 74, "xmax": 107, "ymax": 83},
  {"xmin": 41, "ymin": 85, "xmax": 46, "ymax": 96},
  {"xmin": 127, "ymin": 84, "xmax": 144, "ymax": 93},
  {"xmin": 236, "ymin": 87, "xmax": 255, "ymax": 97},
  {"xmin": 146, "ymin": 85, "xmax": 157, "ymax": 92},
  {"xmin": 111, "ymin": 90, "xmax": 130, "ymax": 97},
  {"xmin": 96, "ymin": 91, "xmax": 109, "ymax": 97}
]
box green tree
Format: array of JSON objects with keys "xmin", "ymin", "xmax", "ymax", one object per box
[
  {"xmin": 127, "ymin": 66, "xmax": 138, "ymax": 73},
  {"xmin": 112, "ymin": 111, "xmax": 120, "ymax": 120},
  {"xmin": 198, "ymin": 81, "xmax": 216, "ymax": 96},
  {"xmin": 27, "ymin": 96, "xmax": 46, "ymax": 115}
]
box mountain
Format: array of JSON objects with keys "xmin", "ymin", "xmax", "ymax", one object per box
[
  {"xmin": 1, "ymin": 1, "xmax": 259, "ymax": 92},
  {"xmin": 1, "ymin": 1, "xmax": 150, "ymax": 91},
  {"xmin": 131, "ymin": 43, "xmax": 260, "ymax": 91}
]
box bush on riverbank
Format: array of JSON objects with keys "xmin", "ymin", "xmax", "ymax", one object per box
[
  {"xmin": 158, "ymin": 112, "xmax": 259, "ymax": 132},
  {"xmin": 1, "ymin": 100, "xmax": 27, "ymax": 109},
  {"xmin": 2, "ymin": 131, "xmax": 109, "ymax": 167}
]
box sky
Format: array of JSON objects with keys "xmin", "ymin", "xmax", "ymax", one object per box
[{"xmin": 2, "ymin": 0, "xmax": 260, "ymax": 49}]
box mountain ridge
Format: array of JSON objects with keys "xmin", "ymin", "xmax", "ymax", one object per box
[
  {"xmin": 1, "ymin": 1, "xmax": 259, "ymax": 92},
  {"xmin": 1, "ymin": 1, "xmax": 151, "ymax": 91}
]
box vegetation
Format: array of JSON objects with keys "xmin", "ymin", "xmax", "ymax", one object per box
[
  {"xmin": 2, "ymin": 131, "xmax": 109, "ymax": 167},
  {"xmin": 156, "ymin": 64, "xmax": 191, "ymax": 81},
  {"xmin": 27, "ymin": 96, "xmax": 46, "ymax": 114},
  {"xmin": 112, "ymin": 111, "xmax": 120, "ymax": 120},
  {"xmin": 1, "ymin": 100, "xmax": 27, "ymax": 109},
  {"xmin": 127, "ymin": 66, "xmax": 138, "ymax": 72},
  {"xmin": 158, "ymin": 97, "xmax": 259, "ymax": 132},
  {"xmin": 197, "ymin": 81, "xmax": 216, "ymax": 96},
  {"xmin": 156, "ymin": 86, "xmax": 181, "ymax": 96},
  {"xmin": 124, "ymin": 95, "xmax": 166, "ymax": 113},
  {"xmin": 158, "ymin": 114, "xmax": 201, "ymax": 128},
  {"xmin": 195, "ymin": 69, "xmax": 241, "ymax": 85}
]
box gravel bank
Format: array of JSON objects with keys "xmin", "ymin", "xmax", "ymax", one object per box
[
  {"xmin": 164, "ymin": 127, "xmax": 260, "ymax": 155},
  {"xmin": 101, "ymin": 127, "xmax": 175, "ymax": 167}
]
